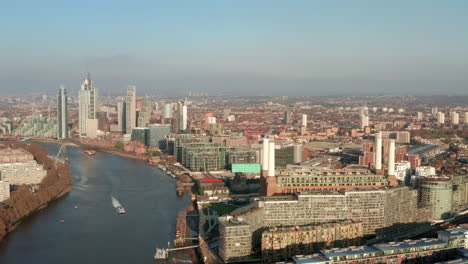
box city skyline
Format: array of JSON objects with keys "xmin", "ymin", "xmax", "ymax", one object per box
[{"xmin": 1, "ymin": 1, "xmax": 468, "ymax": 96}]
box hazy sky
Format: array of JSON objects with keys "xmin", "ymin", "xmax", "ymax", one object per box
[{"xmin": 1, "ymin": 1, "xmax": 467, "ymax": 96}]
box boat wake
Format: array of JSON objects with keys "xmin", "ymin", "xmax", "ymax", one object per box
[{"xmin": 111, "ymin": 195, "xmax": 121, "ymax": 208}]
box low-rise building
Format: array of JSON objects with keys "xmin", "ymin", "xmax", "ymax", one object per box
[{"xmin": 199, "ymin": 178, "xmax": 230, "ymax": 200}]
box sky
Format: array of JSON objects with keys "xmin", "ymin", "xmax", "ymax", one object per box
[{"xmin": 1, "ymin": 0, "xmax": 468, "ymax": 96}]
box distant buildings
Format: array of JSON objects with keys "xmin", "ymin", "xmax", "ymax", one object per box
[
  {"xmin": 301, "ymin": 114, "xmax": 307, "ymax": 128},
  {"xmin": 163, "ymin": 103, "xmax": 173, "ymax": 119},
  {"xmin": 57, "ymin": 85, "xmax": 68, "ymax": 139},
  {"xmin": 13, "ymin": 117, "xmax": 57, "ymax": 138},
  {"xmin": 437, "ymin": 112, "xmax": 445, "ymax": 124},
  {"xmin": 360, "ymin": 106, "xmax": 369, "ymax": 130},
  {"xmin": 451, "ymin": 111, "xmax": 459, "ymax": 125},
  {"xmin": 78, "ymin": 73, "xmax": 98, "ymax": 138}
]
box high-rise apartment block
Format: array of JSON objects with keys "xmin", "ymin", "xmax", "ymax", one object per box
[
  {"xmin": 78, "ymin": 73, "xmax": 98, "ymax": 138},
  {"xmin": 117, "ymin": 101, "xmax": 126, "ymax": 133},
  {"xmin": 57, "ymin": 85, "xmax": 68, "ymax": 139},
  {"xmin": 261, "ymin": 221, "xmax": 363, "ymax": 261},
  {"xmin": 138, "ymin": 100, "xmax": 151, "ymax": 127},
  {"xmin": 437, "ymin": 112, "xmax": 445, "ymax": 124},
  {"xmin": 125, "ymin": 86, "xmax": 136, "ymax": 134}
]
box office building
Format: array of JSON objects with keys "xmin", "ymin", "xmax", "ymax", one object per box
[
  {"xmin": 226, "ymin": 151, "xmax": 259, "ymax": 166},
  {"xmin": 57, "ymin": 85, "xmax": 68, "ymax": 139},
  {"xmin": 78, "ymin": 73, "xmax": 98, "ymax": 138},
  {"xmin": 148, "ymin": 124, "xmax": 171, "ymax": 149},
  {"xmin": 131, "ymin": 127, "xmax": 149, "ymax": 146}
]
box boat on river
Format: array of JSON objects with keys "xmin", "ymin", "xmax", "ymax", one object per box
[
  {"xmin": 83, "ymin": 150, "xmax": 96, "ymax": 156},
  {"xmin": 116, "ymin": 206, "xmax": 125, "ymax": 214}
]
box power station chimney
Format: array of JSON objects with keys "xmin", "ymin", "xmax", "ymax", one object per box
[
  {"xmin": 268, "ymin": 141, "xmax": 275, "ymax": 177},
  {"xmin": 387, "ymin": 139, "xmax": 398, "ymax": 185},
  {"xmin": 375, "ymin": 132, "xmax": 382, "ymax": 171},
  {"xmin": 388, "ymin": 139, "xmax": 396, "ymax": 176},
  {"xmin": 262, "ymin": 138, "xmax": 269, "ymax": 172}
]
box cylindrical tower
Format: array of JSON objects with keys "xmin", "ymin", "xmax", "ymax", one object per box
[{"xmin": 417, "ymin": 176, "xmax": 453, "ymax": 220}]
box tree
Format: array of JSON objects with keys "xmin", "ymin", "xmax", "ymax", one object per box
[{"xmin": 114, "ymin": 141, "xmax": 124, "ymax": 150}]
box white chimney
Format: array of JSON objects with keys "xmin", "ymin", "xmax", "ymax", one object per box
[
  {"xmin": 388, "ymin": 139, "xmax": 395, "ymax": 176},
  {"xmin": 262, "ymin": 138, "xmax": 269, "ymax": 171},
  {"xmin": 268, "ymin": 141, "xmax": 275, "ymax": 177},
  {"xmin": 375, "ymin": 132, "xmax": 382, "ymax": 170}
]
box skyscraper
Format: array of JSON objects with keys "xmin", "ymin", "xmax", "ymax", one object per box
[
  {"xmin": 78, "ymin": 73, "xmax": 98, "ymax": 138},
  {"xmin": 57, "ymin": 85, "xmax": 68, "ymax": 139},
  {"xmin": 176, "ymin": 101, "xmax": 188, "ymax": 131},
  {"xmin": 125, "ymin": 86, "xmax": 136, "ymax": 134},
  {"xmin": 163, "ymin": 103, "xmax": 173, "ymax": 119},
  {"xmin": 137, "ymin": 101, "xmax": 151, "ymax": 127},
  {"xmin": 360, "ymin": 106, "xmax": 369, "ymax": 130},
  {"xmin": 117, "ymin": 101, "xmax": 126, "ymax": 133}
]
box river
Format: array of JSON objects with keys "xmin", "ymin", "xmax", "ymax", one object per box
[{"xmin": 0, "ymin": 143, "xmax": 191, "ymax": 264}]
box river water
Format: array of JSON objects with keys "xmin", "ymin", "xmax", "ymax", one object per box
[{"xmin": 0, "ymin": 143, "xmax": 190, "ymax": 264}]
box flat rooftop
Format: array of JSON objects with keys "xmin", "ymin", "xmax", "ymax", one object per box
[
  {"xmin": 293, "ymin": 254, "xmax": 329, "ymax": 264},
  {"xmin": 438, "ymin": 226, "xmax": 468, "ymax": 238},
  {"xmin": 374, "ymin": 238, "xmax": 446, "ymax": 252},
  {"xmin": 321, "ymin": 246, "xmax": 380, "ymax": 258}
]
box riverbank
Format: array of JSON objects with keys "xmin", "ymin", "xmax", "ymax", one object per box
[
  {"xmin": 0, "ymin": 141, "xmax": 73, "ymax": 242},
  {"xmin": 27, "ymin": 138, "xmax": 149, "ymax": 161}
]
